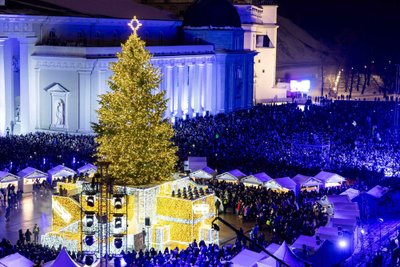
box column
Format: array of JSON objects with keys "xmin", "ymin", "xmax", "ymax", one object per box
[
  {"xmin": 0, "ymin": 39, "xmax": 6, "ymax": 135},
  {"xmin": 197, "ymin": 64, "xmax": 206, "ymax": 116},
  {"xmin": 176, "ymin": 64, "xmax": 184, "ymax": 118},
  {"xmin": 78, "ymin": 70, "xmax": 91, "ymax": 132},
  {"xmin": 35, "ymin": 68, "xmax": 40, "ymax": 130},
  {"xmin": 19, "ymin": 37, "xmax": 37, "ymax": 133},
  {"xmin": 187, "ymin": 63, "xmax": 194, "ymax": 117},
  {"xmin": 206, "ymin": 60, "xmax": 215, "ymax": 114},
  {"xmin": 193, "ymin": 63, "xmax": 203, "ymax": 114},
  {"xmin": 165, "ymin": 65, "xmax": 173, "ymax": 117}
]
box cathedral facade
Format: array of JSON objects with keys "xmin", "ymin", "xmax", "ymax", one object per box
[{"xmin": 0, "ymin": 0, "xmax": 277, "ymax": 135}]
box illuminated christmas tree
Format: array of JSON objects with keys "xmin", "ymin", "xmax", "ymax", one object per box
[{"xmin": 93, "ymin": 17, "xmax": 177, "ymax": 186}]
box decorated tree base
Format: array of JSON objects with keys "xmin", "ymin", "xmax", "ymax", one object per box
[{"xmin": 42, "ymin": 177, "xmax": 218, "ymax": 253}]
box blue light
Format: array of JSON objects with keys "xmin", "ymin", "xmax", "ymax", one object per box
[{"xmin": 338, "ymin": 239, "xmax": 348, "ymax": 249}]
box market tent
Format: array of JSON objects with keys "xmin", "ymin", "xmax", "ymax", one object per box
[
  {"xmin": 189, "ymin": 166, "xmax": 216, "ymax": 180},
  {"xmin": 264, "ymin": 179, "xmax": 284, "ymax": 190},
  {"xmin": 332, "ymin": 209, "xmax": 360, "ymax": 220},
  {"xmin": 265, "ymin": 243, "xmax": 281, "ymax": 255},
  {"xmin": 316, "ymin": 226, "xmax": 340, "ymax": 242},
  {"xmin": 367, "ymin": 185, "xmax": 389, "ymax": 199},
  {"xmin": 340, "ymin": 188, "xmax": 360, "ymax": 201},
  {"xmin": 292, "ymin": 174, "xmax": 322, "ymax": 191},
  {"xmin": 257, "ymin": 241, "xmax": 307, "ymax": 267},
  {"xmin": 242, "ymin": 172, "xmax": 273, "ymax": 186},
  {"xmin": 231, "ymin": 249, "xmax": 267, "ymax": 267},
  {"xmin": 43, "ymin": 248, "xmax": 81, "ymax": 267},
  {"xmin": 0, "ymin": 252, "xmax": 34, "ymax": 267},
  {"xmin": 314, "ymin": 171, "xmax": 346, "ymax": 188},
  {"xmin": 0, "ymin": 171, "xmax": 19, "ymax": 190},
  {"xmin": 327, "ymin": 195, "xmax": 351, "ymax": 205},
  {"xmin": 291, "ymin": 235, "xmax": 324, "ymax": 254},
  {"xmin": 77, "ymin": 163, "xmax": 97, "ymax": 178},
  {"xmin": 274, "ymin": 177, "xmax": 297, "ymax": 193},
  {"xmin": 216, "ymin": 169, "xmax": 246, "ymax": 183},
  {"xmin": 17, "ymin": 167, "xmax": 47, "ymax": 193},
  {"xmin": 330, "ymin": 217, "xmax": 357, "ymax": 232},
  {"xmin": 47, "ymin": 165, "xmax": 77, "ymax": 183}
]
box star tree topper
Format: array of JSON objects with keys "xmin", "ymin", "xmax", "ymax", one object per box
[{"xmin": 128, "ymin": 16, "xmax": 142, "ymax": 35}]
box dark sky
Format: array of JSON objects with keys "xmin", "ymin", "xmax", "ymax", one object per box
[{"xmin": 277, "ymin": 0, "xmax": 400, "ymax": 64}]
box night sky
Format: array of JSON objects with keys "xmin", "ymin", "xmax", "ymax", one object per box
[{"xmin": 277, "ymin": 0, "xmax": 400, "ymax": 65}]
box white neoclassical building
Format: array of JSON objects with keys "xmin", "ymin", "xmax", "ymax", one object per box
[{"xmin": 0, "ymin": 0, "xmax": 278, "ymax": 135}]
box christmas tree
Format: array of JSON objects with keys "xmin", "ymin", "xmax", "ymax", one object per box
[{"xmin": 93, "ymin": 17, "xmax": 177, "ymax": 186}]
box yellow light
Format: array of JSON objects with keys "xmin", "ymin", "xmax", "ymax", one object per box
[{"xmin": 53, "ymin": 199, "xmax": 72, "ymax": 223}]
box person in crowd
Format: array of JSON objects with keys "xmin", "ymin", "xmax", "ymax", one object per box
[
  {"xmin": 33, "ymin": 224, "xmax": 40, "ymax": 244},
  {"xmin": 25, "ymin": 229, "xmax": 32, "ymax": 244}
]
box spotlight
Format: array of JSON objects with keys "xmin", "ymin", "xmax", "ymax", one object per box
[
  {"xmin": 87, "ymin": 196, "xmax": 95, "ymax": 207},
  {"xmin": 114, "ymin": 237, "xmax": 123, "ymax": 249},
  {"xmin": 361, "ymin": 228, "xmax": 366, "ymax": 235},
  {"xmin": 115, "ymin": 217, "xmax": 122, "ymax": 229},
  {"xmin": 338, "ymin": 239, "xmax": 348, "ymax": 249},
  {"xmin": 85, "ymin": 255, "xmax": 95, "ymax": 266},
  {"xmin": 85, "ymin": 235, "xmax": 95, "ymax": 246},
  {"xmin": 114, "ymin": 197, "xmax": 122, "ymax": 209},
  {"xmin": 86, "ymin": 215, "xmax": 94, "ymax": 228}
]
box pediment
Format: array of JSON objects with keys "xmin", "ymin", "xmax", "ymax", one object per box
[{"xmin": 44, "ymin": 83, "xmax": 70, "ymax": 93}]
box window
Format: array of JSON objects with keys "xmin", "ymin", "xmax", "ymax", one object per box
[{"xmin": 256, "ymin": 35, "xmax": 271, "ymax": 48}]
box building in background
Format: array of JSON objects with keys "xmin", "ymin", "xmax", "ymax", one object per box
[{"xmin": 0, "ymin": 0, "xmax": 279, "ymax": 135}]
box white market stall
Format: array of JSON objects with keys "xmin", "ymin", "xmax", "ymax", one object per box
[
  {"xmin": 291, "ymin": 235, "xmax": 324, "ymax": 254},
  {"xmin": 231, "ymin": 249, "xmax": 267, "ymax": 267},
  {"xmin": 314, "ymin": 171, "xmax": 346, "ymax": 188},
  {"xmin": 0, "ymin": 252, "xmax": 34, "ymax": 267},
  {"xmin": 0, "ymin": 171, "xmax": 19, "ymax": 190},
  {"xmin": 241, "ymin": 172, "xmax": 273, "ymax": 187},
  {"xmin": 274, "ymin": 177, "xmax": 297, "ymax": 194},
  {"xmin": 77, "ymin": 163, "xmax": 97, "ymax": 178},
  {"xmin": 47, "ymin": 165, "xmax": 77, "ymax": 184},
  {"xmin": 189, "ymin": 166, "xmax": 216, "ymax": 180},
  {"xmin": 340, "ymin": 188, "xmax": 360, "ymax": 201},
  {"xmin": 292, "ymin": 174, "xmax": 322, "ymax": 192},
  {"xmin": 43, "ymin": 248, "xmax": 82, "ymax": 267},
  {"xmin": 257, "ymin": 241, "xmax": 307, "ymax": 267},
  {"xmin": 17, "ymin": 167, "xmax": 47, "ymax": 193},
  {"xmin": 215, "ymin": 169, "xmax": 246, "ymax": 183},
  {"xmin": 367, "ymin": 185, "xmax": 389, "ymax": 199}
]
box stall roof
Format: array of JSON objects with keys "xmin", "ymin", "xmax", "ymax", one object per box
[
  {"xmin": 0, "ymin": 252, "xmax": 34, "ymax": 267},
  {"xmin": 48, "ymin": 165, "xmax": 77, "ymax": 177},
  {"xmin": 189, "ymin": 166, "xmax": 216, "ymax": 179},
  {"xmin": 327, "ymin": 195, "xmax": 351, "ymax": 205},
  {"xmin": 242, "ymin": 172, "xmax": 273, "ymax": 185},
  {"xmin": 43, "ymin": 248, "xmax": 81, "ymax": 267},
  {"xmin": 340, "ymin": 188, "xmax": 360, "ymax": 201},
  {"xmin": 17, "ymin": 167, "xmax": 47, "ymax": 179},
  {"xmin": 314, "ymin": 171, "xmax": 346, "ymax": 184},
  {"xmin": 77, "ymin": 163, "xmax": 97, "ymax": 175},
  {"xmin": 0, "ymin": 171, "xmax": 19, "ymax": 183},
  {"xmin": 257, "ymin": 241, "xmax": 306, "ymax": 267},
  {"xmin": 367, "ymin": 185, "xmax": 389, "ymax": 199},
  {"xmin": 216, "ymin": 169, "xmax": 246, "ymax": 181},
  {"xmin": 274, "ymin": 177, "xmax": 297, "ymax": 190},
  {"xmin": 292, "ymin": 174, "xmax": 322, "ymax": 187},
  {"xmin": 231, "ymin": 249, "xmax": 266, "ymax": 267},
  {"xmin": 291, "ymin": 235, "xmax": 324, "ymax": 253}
]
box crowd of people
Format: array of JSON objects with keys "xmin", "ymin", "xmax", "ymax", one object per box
[
  {"xmin": 0, "ymin": 101, "xmax": 399, "ymax": 185},
  {"xmin": 209, "ymin": 180, "xmax": 350, "ymax": 245},
  {"xmin": 0, "ymin": 132, "xmax": 95, "ymax": 174},
  {"xmin": 174, "ymin": 101, "xmax": 400, "ymax": 182},
  {"xmin": 0, "ymin": 237, "xmax": 242, "ymax": 267}
]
